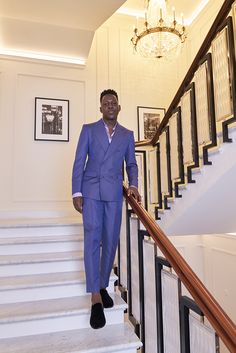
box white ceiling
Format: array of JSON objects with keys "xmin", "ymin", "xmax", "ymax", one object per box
[
  {"xmin": 0, "ymin": 0, "xmax": 209, "ymax": 65},
  {"xmin": 119, "ymin": 0, "xmax": 210, "ymax": 25},
  {"xmin": 0, "ymin": 0, "xmax": 126, "ymax": 30},
  {"xmin": 0, "ymin": 0, "xmax": 126, "ymax": 64}
]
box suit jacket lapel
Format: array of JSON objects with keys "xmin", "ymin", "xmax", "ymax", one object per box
[
  {"xmin": 96, "ymin": 119, "xmax": 110, "ymax": 153},
  {"xmin": 103, "ymin": 123, "xmax": 124, "ymax": 161}
]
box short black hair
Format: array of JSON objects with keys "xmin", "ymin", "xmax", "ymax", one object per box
[{"xmin": 100, "ymin": 89, "xmax": 119, "ymax": 103}]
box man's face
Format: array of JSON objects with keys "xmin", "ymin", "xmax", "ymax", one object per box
[{"xmin": 100, "ymin": 94, "xmax": 121, "ymax": 122}]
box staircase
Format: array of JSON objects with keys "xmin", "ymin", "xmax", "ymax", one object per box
[
  {"xmin": 158, "ymin": 126, "xmax": 236, "ymax": 235},
  {"xmin": 0, "ymin": 219, "xmax": 142, "ymax": 353}
]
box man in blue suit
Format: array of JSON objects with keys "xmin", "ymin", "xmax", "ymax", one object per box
[{"xmin": 72, "ymin": 89, "xmax": 140, "ymax": 329}]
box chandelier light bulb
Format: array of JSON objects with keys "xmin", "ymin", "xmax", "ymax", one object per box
[
  {"xmin": 160, "ymin": 7, "xmax": 163, "ymax": 20},
  {"xmin": 145, "ymin": 9, "xmax": 148, "ymax": 23},
  {"xmin": 172, "ymin": 7, "xmax": 175, "ymax": 22}
]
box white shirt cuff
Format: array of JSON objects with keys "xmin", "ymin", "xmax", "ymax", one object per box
[{"xmin": 72, "ymin": 192, "xmax": 82, "ymax": 198}]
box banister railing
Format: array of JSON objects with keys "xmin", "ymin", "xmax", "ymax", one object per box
[
  {"xmin": 123, "ymin": 185, "xmax": 236, "ymax": 353},
  {"xmin": 136, "ymin": 0, "xmax": 235, "ymax": 148}
]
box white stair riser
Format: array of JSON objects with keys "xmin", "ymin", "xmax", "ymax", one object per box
[
  {"xmin": 0, "ymin": 280, "xmax": 116, "ymax": 304},
  {"xmin": 0, "ymin": 242, "xmax": 83, "ymax": 255},
  {"xmin": 0, "ymin": 260, "xmax": 84, "ymax": 277},
  {"xmin": 0, "ymin": 309, "xmax": 125, "ymax": 339},
  {"xmin": 0, "ymin": 225, "xmax": 83, "ymax": 238}
]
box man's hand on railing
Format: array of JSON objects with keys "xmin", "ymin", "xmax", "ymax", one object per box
[{"xmin": 127, "ymin": 186, "xmax": 142, "ymax": 203}]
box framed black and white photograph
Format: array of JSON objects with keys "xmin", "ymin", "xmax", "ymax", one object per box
[
  {"xmin": 34, "ymin": 97, "xmax": 69, "ymax": 141},
  {"xmin": 137, "ymin": 106, "xmax": 165, "ymax": 140}
]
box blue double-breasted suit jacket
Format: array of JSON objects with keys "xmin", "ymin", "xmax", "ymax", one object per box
[
  {"xmin": 72, "ymin": 118, "xmax": 138, "ymax": 292},
  {"xmin": 72, "ymin": 118, "xmax": 138, "ymax": 200}
]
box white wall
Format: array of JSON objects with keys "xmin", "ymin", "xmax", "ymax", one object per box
[
  {"xmin": 0, "ymin": 60, "xmax": 86, "ymax": 219},
  {"xmin": 0, "ymin": 12, "xmax": 179, "ymax": 219},
  {"xmin": 170, "ymin": 233, "xmax": 236, "ymax": 353},
  {"xmin": 0, "ymin": 0, "xmax": 226, "ymax": 219}
]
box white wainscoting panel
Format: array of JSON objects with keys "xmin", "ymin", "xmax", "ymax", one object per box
[
  {"xmin": 161, "ymin": 270, "xmax": 181, "ymax": 353},
  {"xmin": 96, "ymin": 27, "xmax": 109, "ymax": 94},
  {"xmin": 210, "ymin": 247, "xmax": 236, "ymax": 323},
  {"xmin": 189, "ymin": 313, "xmax": 216, "ymax": 353},
  {"xmin": 119, "ymin": 202, "xmax": 128, "ymax": 289},
  {"xmin": 194, "ymin": 62, "xmax": 211, "ymax": 145},
  {"xmin": 181, "ymin": 91, "xmax": 193, "ymax": 164},
  {"xmin": 14, "ymin": 73, "xmax": 85, "ymax": 203},
  {"xmin": 135, "ymin": 153, "xmax": 145, "ymax": 205},
  {"xmin": 143, "ymin": 240, "xmax": 157, "ymax": 353},
  {"xmin": 212, "ymin": 28, "xmax": 232, "ymax": 122},
  {"xmin": 159, "ymin": 132, "xmax": 168, "ymax": 194},
  {"xmin": 148, "ymin": 149, "xmax": 158, "ymax": 204},
  {"xmin": 169, "ymin": 112, "xmax": 179, "ymax": 180},
  {"xmin": 130, "ymin": 218, "xmax": 140, "ymax": 322}
]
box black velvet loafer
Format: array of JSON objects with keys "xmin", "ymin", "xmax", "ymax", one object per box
[
  {"xmin": 100, "ymin": 288, "xmax": 114, "ymax": 308},
  {"xmin": 90, "ymin": 303, "xmax": 106, "ymax": 329}
]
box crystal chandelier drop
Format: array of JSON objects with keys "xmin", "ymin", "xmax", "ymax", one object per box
[{"xmin": 131, "ymin": 0, "xmax": 186, "ymax": 60}]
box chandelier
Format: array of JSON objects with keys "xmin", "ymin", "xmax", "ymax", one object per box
[{"xmin": 131, "ymin": 0, "xmax": 186, "ymax": 60}]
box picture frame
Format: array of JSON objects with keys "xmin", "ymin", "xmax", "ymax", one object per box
[
  {"xmin": 137, "ymin": 106, "xmax": 165, "ymax": 141},
  {"xmin": 34, "ymin": 97, "xmax": 69, "ymax": 141},
  {"xmin": 233, "ymin": 4, "xmax": 236, "ymax": 76}
]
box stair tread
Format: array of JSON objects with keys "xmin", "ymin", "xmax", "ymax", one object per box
[
  {"xmin": 0, "ymin": 217, "xmax": 83, "ymax": 229},
  {"xmin": 0, "ymin": 251, "xmax": 83, "ymax": 265},
  {"xmin": 0, "ymin": 271, "xmax": 117, "ymax": 291},
  {"xmin": 0, "ymin": 235, "xmax": 83, "ymax": 245},
  {"xmin": 0, "ymin": 322, "xmax": 141, "ymax": 353},
  {"xmin": 0, "ymin": 271, "xmax": 85, "ymax": 290},
  {"xmin": 0, "ymin": 293, "xmax": 126, "ymax": 323}
]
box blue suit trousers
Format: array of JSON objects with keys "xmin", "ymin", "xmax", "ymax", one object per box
[{"xmin": 82, "ymin": 197, "xmax": 123, "ymax": 293}]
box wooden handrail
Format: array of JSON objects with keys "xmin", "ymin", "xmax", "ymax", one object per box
[
  {"xmin": 135, "ymin": 0, "xmax": 235, "ymax": 147},
  {"xmin": 123, "ymin": 186, "xmax": 236, "ymax": 352}
]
